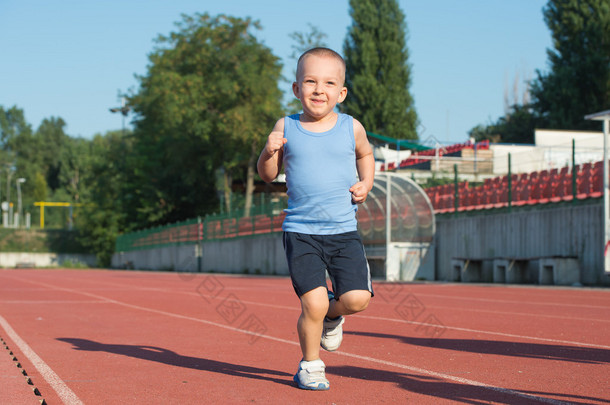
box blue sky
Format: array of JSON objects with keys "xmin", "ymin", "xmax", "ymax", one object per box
[{"xmin": 0, "ymin": 0, "xmax": 551, "ymax": 145}]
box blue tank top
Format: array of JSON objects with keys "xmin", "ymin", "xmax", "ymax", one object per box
[{"xmin": 282, "ymin": 113, "xmax": 359, "ymax": 234}]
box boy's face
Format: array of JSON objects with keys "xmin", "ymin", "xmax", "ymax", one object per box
[{"xmin": 293, "ymin": 54, "xmax": 347, "ymax": 121}]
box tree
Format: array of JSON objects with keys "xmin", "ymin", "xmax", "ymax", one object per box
[
  {"xmin": 342, "ymin": 0, "xmax": 418, "ymax": 139},
  {"xmin": 129, "ymin": 13, "xmax": 283, "ymax": 223},
  {"xmin": 75, "ymin": 130, "xmax": 132, "ymax": 266},
  {"xmin": 0, "ymin": 106, "xmax": 33, "ymax": 152},
  {"xmin": 469, "ymin": 104, "xmax": 537, "ymax": 144},
  {"xmin": 0, "ymin": 106, "xmax": 35, "ymax": 221},
  {"xmin": 530, "ymin": 0, "xmax": 610, "ymax": 130},
  {"xmin": 33, "ymin": 117, "xmax": 68, "ymax": 192}
]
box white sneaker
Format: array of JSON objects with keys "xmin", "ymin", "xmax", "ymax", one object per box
[
  {"xmin": 321, "ymin": 316, "xmax": 344, "ymax": 351},
  {"xmin": 293, "ymin": 359, "xmax": 330, "ymax": 390}
]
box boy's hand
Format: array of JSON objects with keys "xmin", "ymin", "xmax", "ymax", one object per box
[
  {"xmin": 265, "ymin": 130, "xmax": 287, "ymax": 156},
  {"xmin": 350, "ymin": 181, "xmax": 370, "ymax": 204}
]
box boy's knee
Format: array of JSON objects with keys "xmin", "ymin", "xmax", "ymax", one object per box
[
  {"xmin": 300, "ymin": 288, "xmax": 330, "ymax": 318},
  {"xmin": 339, "ymin": 291, "xmax": 371, "ymax": 313},
  {"xmin": 304, "ymin": 299, "xmax": 329, "ymax": 317}
]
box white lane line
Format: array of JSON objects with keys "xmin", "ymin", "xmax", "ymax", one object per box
[
  {"xmin": 15, "ymin": 278, "xmax": 574, "ymax": 405},
  {"xmin": 0, "ymin": 300, "xmax": 107, "ymax": 304},
  {"xmin": 334, "ymin": 351, "xmax": 571, "ymax": 405},
  {"xmin": 0, "ymin": 315, "xmax": 84, "ymax": 405},
  {"xmin": 410, "ymin": 292, "xmax": 610, "ymax": 310},
  {"xmin": 179, "ymin": 294, "xmax": 610, "ymax": 351},
  {"xmin": 353, "ymin": 313, "xmax": 610, "ymax": 350},
  {"xmin": 410, "ymin": 304, "xmax": 610, "ymax": 323}
]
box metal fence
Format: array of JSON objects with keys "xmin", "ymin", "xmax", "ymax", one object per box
[{"xmin": 115, "ymin": 199, "xmax": 287, "ymax": 252}]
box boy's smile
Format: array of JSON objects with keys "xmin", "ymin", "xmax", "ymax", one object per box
[{"xmin": 293, "ymin": 54, "xmax": 347, "ymax": 124}]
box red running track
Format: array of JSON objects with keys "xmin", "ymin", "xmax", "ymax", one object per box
[{"xmin": 0, "ymin": 268, "xmax": 608, "ymax": 404}]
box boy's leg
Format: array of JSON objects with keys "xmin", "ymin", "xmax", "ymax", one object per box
[
  {"xmin": 320, "ymin": 290, "xmax": 371, "ymax": 352},
  {"xmin": 294, "ymin": 286, "xmax": 331, "ymax": 390},
  {"xmin": 321, "ymin": 231, "xmax": 373, "ymax": 352},
  {"xmin": 326, "ymin": 289, "xmax": 371, "ymax": 319},
  {"xmin": 298, "ymin": 286, "xmax": 330, "ymax": 361}
]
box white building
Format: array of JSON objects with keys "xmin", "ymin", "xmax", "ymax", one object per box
[{"xmin": 490, "ymin": 129, "xmax": 603, "ymax": 175}]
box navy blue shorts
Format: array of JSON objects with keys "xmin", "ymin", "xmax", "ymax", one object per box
[{"xmin": 283, "ymin": 231, "xmax": 374, "ymax": 298}]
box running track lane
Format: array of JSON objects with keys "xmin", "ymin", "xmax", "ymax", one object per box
[{"xmin": 0, "ymin": 269, "xmax": 608, "ymax": 404}]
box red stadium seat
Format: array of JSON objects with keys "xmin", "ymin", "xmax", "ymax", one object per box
[
  {"xmin": 577, "ymin": 175, "xmax": 592, "ymax": 199},
  {"xmin": 556, "ymin": 173, "xmax": 573, "ymax": 201},
  {"xmin": 518, "ymin": 183, "xmax": 531, "ymax": 203},
  {"xmin": 591, "ymin": 174, "xmax": 603, "ymax": 197},
  {"xmin": 529, "ymin": 179, "xmax": 542, "ymax": 202}
]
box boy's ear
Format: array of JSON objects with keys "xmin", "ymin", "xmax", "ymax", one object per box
[
  {"xmin": 337, "ymin": 86, "xmax": 348, "ymax": 103},
  {"xmin": 292, "ymin": 81, "xmax": 300, "ymax": 98}
]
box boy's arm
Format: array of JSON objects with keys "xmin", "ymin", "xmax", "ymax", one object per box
[
  {"xmin": 257, "ymin": 118, "xmax": 286, "ymax": 183},
  {"xmin": 350, "ymin": 119, "xmax": 375, "ymax": 204}
]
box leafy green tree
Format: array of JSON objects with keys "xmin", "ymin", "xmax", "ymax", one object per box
[
  {"xmin": 469, "ymin": 105, "xmax": 537, "ymax": 144},
  {"xmin": 57, "ymin": 136, "xmax": 91, "ymax": 202},
  {"xmin": 32, "ymin": 172, "xmax": 47, "ymax": 202},
  {"xmin": 23, "ymin": 117, "xmax": 86, "ymax": 227},
  {"xmin": 468, "ymin": 124, "xmax": 501, "ymax": 144},
  {"xmin": 0, "ymin": 106, "xmax": 98, "ymax": 229},
  {"xmin": 530, "ymin": 0, "xmax": 610, "ymax": 130},
  {"xmin": 33, "ymin": 117, "xmax": 68, "ymax": 192},
  {"xmin": 0, "ymin": 106, "xmax": 34, "ymax": 221},
  {"xmin": 76, "ymin": 130, "xmax": 132, "ymax": 266},
  {"xmin": 129, "ymin": 13, "xmax": 283, "ymax": 223},
  {"xmin": 342, "ymin": 0, "xmax": 418, "ymax": 139},
  {"xmin": 0, "ymin": 106, "xmax": 33, "ymax": 151}
]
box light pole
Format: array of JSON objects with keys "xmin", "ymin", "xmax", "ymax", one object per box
[
  {"xmin": 6, "ymin": 165, "xmax": 14, "ymax": 226},
  {"xmin": 109, "ymin": 97, "xmax": 130, "ymax": 175},
  {"xmin": 16, "ymin": 178, "xmax": 25, "ymax": 227}
]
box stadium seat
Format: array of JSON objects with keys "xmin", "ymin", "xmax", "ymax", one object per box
[
  {"xmin": 591, "ymin": 174, "xmax": 603, "ymax": 197},
  {"xmin": 495, "ymin": 186, "xmax": 508, "ymax": 207},
  {"xmin": 518, "ymin": 183, "xmax": 531, "ymax": 204},
  {"xmin": 577, "ymin": 175, "xmax": 592, "ymax": 199},
  {"xmin": 556, "ymin": 173, "xmax": 573, "ymax": 201},
  {"xmin": 529, "ymin": 179, "xmax": 542, "ymax": 201},
  {"xmin": 254, "ymin": 217, "xmax": 272, "ymax": 234},
  {"xmin": 443, "ymin": 184, "xmax": 453, "ymax": 196},
  {"xmin": 462, "ymin": 188, "xmax": 475, "ymax": 208},
  {"xmin": 539, "ymin": 179, "xmax": 552, "ymax": 203}
]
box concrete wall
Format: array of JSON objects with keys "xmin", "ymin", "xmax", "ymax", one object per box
[
  {"xmin": 112, "ymin": 234, "xmax": 288, "ymax": 275},
  {"xmin": 435, "ymin": 202, "xmax": 608, "ymax": 286},
  {"xmin": 0, "ymin": 252, "xmax": 96, "ymax": 268},
  {"xmin": 112, "ymin": 201, "xmax": 609, "ymax": 286}
]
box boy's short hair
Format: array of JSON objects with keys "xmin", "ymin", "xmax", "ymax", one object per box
[{"xmin": 296, "ymin": 47, "xmax": 346, "ymax": 84}]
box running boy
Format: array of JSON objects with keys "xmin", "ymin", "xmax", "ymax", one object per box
[{"xmin": 257, "ymin": 47, "xmax": 375, "ymax": 390}]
